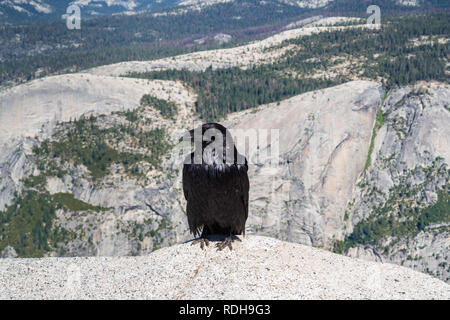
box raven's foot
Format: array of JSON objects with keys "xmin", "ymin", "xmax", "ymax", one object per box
[
  {"xmin": 216, "ymin": 236, "xmax": 233, "ymax": 251},
  {"xmin": 191, "ymin": 237, "xmax": 209, "ymax": 250}
]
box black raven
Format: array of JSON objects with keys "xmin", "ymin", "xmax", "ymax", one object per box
[{"xmin": 181, "ymin": 123, "xmax": 249, "ymax": 250}]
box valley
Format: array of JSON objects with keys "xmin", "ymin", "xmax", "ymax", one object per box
[{"xmin": 0, "ymin": 1, "xmax": 448, "ymax": 285}]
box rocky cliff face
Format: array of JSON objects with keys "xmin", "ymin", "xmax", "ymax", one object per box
[
  {"xmin": 0, "ymin": 74, "xmax": 165, "ymax": 210},
  {"xmin": 0, "ymin": 73, "xmax": 448, "ymax": 283},
  {"xmin": 343, "ymin": 83, "xmax": 450, "ymax": 282},
  {"xmin": 227, "ymin": 81, "xmax": 449, "ymax": 283},
  {"xmin": 226, "ymin": 80, "xmax": 381, "ymax": 247},
  {"xmin": 0, "ymin": 73, "xmax": 196, "ymax": 257}
]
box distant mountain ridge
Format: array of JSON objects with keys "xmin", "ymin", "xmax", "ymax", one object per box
[
  {"xmin": 0, "ymin": 0, "xmax": 179, "ymax": 23},
  {"xmin": 1, "ymin": 0, "xmax": 448, "ymax": 24}
]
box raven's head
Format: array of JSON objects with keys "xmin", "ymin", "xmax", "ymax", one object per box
[
  {"xmin": 179, "ymin": 123, "xmax": 229, "ymax": 147},
  {"xmin": 180, "ymin": 123, "xmax": 242, "ymax": 166}
]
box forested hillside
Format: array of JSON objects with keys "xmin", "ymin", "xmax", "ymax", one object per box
[
  {"xmin": 0, "ymin": 0, "xmax": 310, "ymax": 87},
  {"xmin": 1, "ymin": 0, "xmax": 449, "ymax": 88},
  {"xmin": 126, "ymin": 13, "xmax": 449, "ymax": 121}
]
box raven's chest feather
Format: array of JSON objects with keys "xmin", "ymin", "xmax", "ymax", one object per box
[{"xmin": 184, "ymin": 162, "xmax": 247, "ymax": 202}]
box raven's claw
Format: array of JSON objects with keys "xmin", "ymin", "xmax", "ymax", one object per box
[
  {"xmin": 191, "ymin": 238, "xmax": 209, "ymax": 250},
  {"xmin": 216, "ymin": 236, "xmax": 233, "ymax": 251}
]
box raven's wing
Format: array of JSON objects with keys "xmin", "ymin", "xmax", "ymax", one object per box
[
  {"xmin": 183, "ymin": 163, "xmax": 207, "ymax": 237},
  {"xmin": 237, "ymin": 162, "xmax": 250, "ymax": 234},
  {"xmin": 182, "ymin": 163, "xmax": 190, "ymax": 201},
  {"xmin": 240, "ymin": 168, "xmax": 249, "ymax": 220},
  {"xmin": 183, "ymin": 156, "xmax": 250, "ymax": 237}
]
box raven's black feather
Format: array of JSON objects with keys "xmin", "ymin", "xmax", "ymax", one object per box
[{"xmin": 182, "ymin": 123, "xmax": 249, "ymax": 238}]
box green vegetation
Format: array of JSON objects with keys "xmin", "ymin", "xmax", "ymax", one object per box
[
  {"xmin": 126, "ymin": 13, "xmax": 449, "ymax": 121},
  {"xmin": 124, "ymin": 217, "xmax": 174, "ymax": 253},
  {"xmin": 416, "ymin": 188, "xmax": 450, "ymax": 231},
  {"xmin": 0, "ymin": 108, "xmax": 175, "ymax": 257},
  {"xmin": 0, "ymin": 0, "xmax": 316, "ymax": 86},
  {"xmin": 140, "ymin": 94, "xmax": 178, "ymax": 120},
  {"xmin": 52, "ymin": 193, "xmax": 107, "ymax": 212},
  {"xmin": 0, "ymin": 2, "xmax": 448, "ymax": 90},
  {"xmin": 335, "ymin": 182, "xmax": 450, "ymax": 254},
  {"xmin": 0, "ymin": 191, "xmax": 55, "ymax": 257},
  {"xmin": 23, "ymin": 174, "xmax": 47, "ymax": 191},
  {"xmin": 127, "ymin": 66, "xmax": 343, "ymax": 121},
  {"xmin": 343, "ymin": 200, "xmax": 355, "ymax": 222},
  {"xmin": 364, "ymin": 109, "xmax": 385, "ymax": 171},
  {"xmin": 0, "ymin": 190, "xmax": 107, "ymax": 257},
  {"xmin": 282, "ymin": 13, "xmax": 449, "ymax": 90},
  {"xmin": 33, "ymin": 115, "xmax": 171, "ymax": 179}
]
